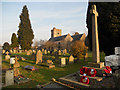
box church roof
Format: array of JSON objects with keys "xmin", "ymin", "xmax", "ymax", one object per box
[
  {"xmin": 49, "ymin": 35, "xmax": 67, "ymax": 41},
  {"xmin": 49, "ymin": 34, "xmax": 83, "ymax": 42},
  {"xmin": 71, "ymin": 34, "xmax": 83, "ymax": 41}
]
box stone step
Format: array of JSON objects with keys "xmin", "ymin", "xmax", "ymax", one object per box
[
  {"xmin": 76, "ymin": 72, "xmax": 103, "ymax": 84},
  {"xmin": 58, "ymin": 77, "xmax": 90, "ymax": 88},
  {"xmin": 84, "ymin": 66, "xmax": 106, "ymax": 76}
]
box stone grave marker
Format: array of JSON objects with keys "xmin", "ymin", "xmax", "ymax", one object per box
[
  {"xmin": 44, "ymin": 50, "xmax": 47, "ymax": 54},
  {"xmin": 13, "ymin": 57, "xmax": 20, "ymax": 68},
  {"xmin": 2, "ymin": 49, "xmax": 5, "ymax": 54},
  {"xmin": 54, "ymin": 49, "xmax": 57, "ymax": 52},
  {"xmin": 33, "ymin": 50, "xmax": 36, "ymax": 54},
  {"xmin": 13, "ymin": 49, "xmax": 17, "ymax": 53},
  {"xmin": 36, "ymin": 50, "xmax": 42, "ymax": 64},
  {"xmin": 5, "ymin": 51, "xmax": 10, "ymax": 60},
  {"xmin": 61, "ymin": 58, "xmax": 66, "ymax": 67},
  {"xmin": 58, "ymin": 50, "xmax": 61, "ymax": 55},
  {"xmin": 26, "ymin": 50, "xmax": 31, "ymax": 55},
  {"xmin": 29, "ymin": 50, "xmax": 33, "ymax": 54},
  {"xmin": 48, "ymin": 51, "xmax": 50, "ymax": 54},
  {"xmin": 69, "ymin": 55, "xmax": 74, "ymax": 63},
  {"xmin": 63, "ymin": 49, "xmax": 67, "ymax": 55},
  {"xmin": 47, "ymin": 60, "xmax": 55, "ymax": 68},
  {"xmin": 5, "ymin": 69, "xmax": 14, "ymax": 86},
  {"xmin": 10, "ymin": 50, "xmax": 13, "ymax": 53},
  {"xmin": 42, "ymin": 49, "xmax": 44, "ymax": 52},
  {"xmin": 88, "ymin": 4, "xmax": 104, "ymax": 68}
]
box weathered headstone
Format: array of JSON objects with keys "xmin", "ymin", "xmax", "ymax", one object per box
[
  {"xmin": 29, "ymin": 50, "xmax": 32, "ymax": 54},
  {"xmin": 2, "ymin": 49, "xmax": 5, "ymax": 54},
  {"xmin": 69, "ymin": 55, "xmax": 74, "ymax": 63},
  {"xmin": 26, "ymin": 50, "xmax": 31, "ymax": 55},
  {"xmin": 13, "ymin": 57, "xmax": 20, "ymax": 68},
  {"xmin": 54, "ymin": 49, "xmax": 57, "ymax": 52},
  {"xmin": 13, "ymin": 49, "xmax": 17, "ymax": 53},
  {"xmin": 44, "ymin": 50, "xmax": 47, "ymax": 54},
  {"xmin": 21, "ymin": 57, "xmax": 26, "ymax": 61},
  {"xmin": 5, "ymin": 51, "xmax": 10, "ymax": 60},
  {"xmin": 10, "ymin": 50, "xmax": 13, "ymax": 53},
  {"xmin": 88, "ymin": 4, "xmax": 104, "ymax": 68},
  {"xmin": 47, "ymin": 60, "xmax": 53, "ymax": 65},
  {"xmin": 61, "ymin": 58, "xmax": 66, "ymax": 67},
  {"xmin": 58, "ymin": 50, "xmax": 61, "ymax": 55},
  {"xmin": 48, "ymin": 51, "xmax": 50, "ymax": 54},
  {"xmin": 47, "ymin": 60, "xmax": 55, "ymax": 68},
  {"xmin": 36, "ymin": 50, "xmax": 42, "ymax": 64},
  {"xmin": 19, "ymin": 50, "xmax": 22, "ymax": 53},
  {"xmin": 33, "ymin": 50, "xmax": 36, "ymax": 54},
  {"xmin": 5, "ymin": 69, "xmax": 14, "ymax": 86},
  {"xmin": 42, "ymin": 49, "xmax": 44, "ymax": 52},
  {"xmin": 63, "ymin": 49, "xmax": 67, "ymax": 55}
]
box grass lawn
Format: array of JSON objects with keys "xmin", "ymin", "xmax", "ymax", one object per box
[{"xmin": 2, "ymin": 51, "xmax": 105, "ymax": 88}]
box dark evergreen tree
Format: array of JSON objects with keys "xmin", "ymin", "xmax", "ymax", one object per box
[
  {"xmin": 86, "ymin": 2, "xmax": 120, "ymax": 55},
  {"xmin": 17, "ymin": 5, "xmax": 34, "ymax": 50},
  {"xmin": 11, "ymin": 33, "xmax": 19, "ymax": 49},
  {"xmin": 3, "ymin": 42, "xmax": 10, "ymax": 51}
]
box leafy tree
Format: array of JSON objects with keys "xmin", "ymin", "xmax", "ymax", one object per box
[
  {"xmin": 11, "ymin": 33, "xmax": 19, "ymax": 49},
  {"xmin": 70, "ymin": 40, "xmax": 88, "ymax": 59},
  {"xmin": 3, "ymin": 42, "xmax": 10, "ymax": 51},
  {"xmin": 17, "ymin": 5, "xmax": 34, "ymax": 50},
  {"xmin": 86, "ymin": 2, "xmax": 120, "ymax": 55}
]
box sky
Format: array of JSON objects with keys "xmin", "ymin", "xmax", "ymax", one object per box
[{"xmin": 1, "ymin": 2, "xmax": 88, "ymax": 45}]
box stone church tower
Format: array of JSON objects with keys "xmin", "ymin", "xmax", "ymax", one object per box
[{"xmin": 51, "ymin": 27, "xmax": 61, "ymax": 38}]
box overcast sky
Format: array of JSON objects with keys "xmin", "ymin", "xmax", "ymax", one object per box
[{"xmin": 1, "ymin": 2, "xmax": 88, "ymax": 45}]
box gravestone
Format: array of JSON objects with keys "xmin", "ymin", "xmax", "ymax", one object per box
[
  {"xmin": 5, "ymin": 51, "xmax": 10, "ymax": 60},
  {"xmin": 88, "ymin": 5, "xmax": 104, "ymax": 68},
  {"xmin": 13, "ymin": 49, "xmax": 17, "ymax": 53},
  {"xmin": 48, "ymin": 51, "xmax": 50, "ymax": 54},
  {"xmin": 13, "ymin": 57, "xmax": 20, "ymax": 77},
  {"xmin": 36, "ymin": 50, "xmax": 42, "ymax": 64},
  {"xmin": 58, "ymin": 50, "xmax": 61, "ymax": 55},
  {"xmin": 29, "ymin": 50, "xmax": 33, "ymax": 54},
  {"xmin": 47, "ymin": 60, "xmax": 53, "ymax": 65},
  {"xmin": 44, "ymin": 50, "xmax": 47, "ymax": 54},
  {"xmin": 69, "ymin": 55, "xmax": 74, "ymax": 63},
  {"xmin": 33, "ymin": 50, "xmax": 36, "ymax": 54},
  {"xmin": 13, "ymin": 57, "xmax": 20, "ymax": 68},
  {"xmin": 54, "ymin": 49, "xmax": 57, "ymax": 52},
  {"xmin": 2, "ymin": 49, "xmax": 5, "ymax": 54},
  {"xmin": 47, "ymin": 60, "xmax": 55, "ymax": 68},
  {"xmin": 19, "ymin": 50, "xmax": 22, "ymax": 53},
  {"xmin": 63, "ymin": 49, "xmax": 67, "ymax": 55},
  {"xmin": 42, "ymin": 49, "xmax": 44, "ymax": 52},
  {"xmin": 10, "ymin": 50, "xmax": 13, "ymax": 53},
  {"xmin": 26, "ymin": 50, "xmax": 31, "ymax": 55},
  {"xmin": 61, "ymin": 58, "xmax": 66, "ymax": 67},
  {"xmin": 5, "ymin": 69, "xmax": 14, "ymax": 86},
  {"xmin": 21, "ymin": 57, "xmax": 26, "ymax": 61}
]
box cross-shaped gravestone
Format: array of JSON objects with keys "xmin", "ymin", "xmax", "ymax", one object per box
[
  {"xmin": 6, "ymin": 51, "xmax": 9, "ymax": 55},
  {"xmin": 88, "ymin": 5, "xmax": 104, "ymax": 68}
]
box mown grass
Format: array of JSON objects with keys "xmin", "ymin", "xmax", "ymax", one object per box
[{"xmin": 2, "ymin": 51, "xmax": 105, "ymax": 88}]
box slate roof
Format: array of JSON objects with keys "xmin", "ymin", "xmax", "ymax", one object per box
[
  {"xmin": 49, "ymin": 34, "xmax": 83, "ymax": 42},
  {"xmin": 71, "ymin": 34, "xmax": 83, "ymax": 41},
  {"xmin": 49, "ymin": 35, "xmax": 68, "ymax": 41}
]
